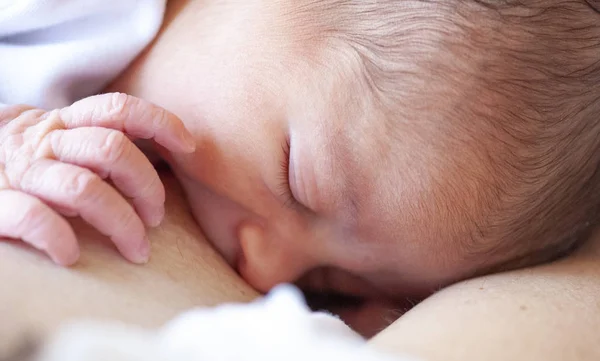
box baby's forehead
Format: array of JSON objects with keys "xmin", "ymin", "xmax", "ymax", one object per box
[
  {"xmin": 283, "ymin": 9, "xmax": 501, "ymax": 259},
  {"xmin": 281, "ymin": 0, "xmax": 600, "ymax": 283},
  {"xmin": 306, "ymin": 93, "xmax": 491, "ymax": 246}
]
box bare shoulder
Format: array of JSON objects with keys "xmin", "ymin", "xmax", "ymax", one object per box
[
  {"xmin": 370, "ymin": 227, "xmax": 600, "ymax": 361},
  {"xmin": 0, "ymin": 172, "xmax": 258, "ymax": 355}
]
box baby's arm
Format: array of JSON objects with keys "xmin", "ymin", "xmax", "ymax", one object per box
[{"xmin": 0, "ymin": 94, "xmax": 196, "ymax": 265}]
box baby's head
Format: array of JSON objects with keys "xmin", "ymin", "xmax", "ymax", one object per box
[{"xmin": 171, "ymin": 0, "xmax": 600, "ymax": 314}]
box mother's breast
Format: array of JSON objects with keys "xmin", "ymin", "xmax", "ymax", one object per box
[{"xmin": 0, "ymin": 172, "xmax": 258, "ymax": 354}]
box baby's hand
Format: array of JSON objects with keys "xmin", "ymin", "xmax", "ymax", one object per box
[{"xmin": 0, "ymin": 93, "xmax": 196, "ymax": 265}]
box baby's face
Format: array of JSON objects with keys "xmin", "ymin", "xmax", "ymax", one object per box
[
  {"xmin": 130, "ymin": 0, "xmax": 514, "ymax": 332},
  {"xmin": 160, "ymin": 7, "xmax": 496, "ymax": 301}
]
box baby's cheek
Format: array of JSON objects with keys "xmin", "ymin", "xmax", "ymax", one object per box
[
  {"xmin": 175, "ymin": 176, "xmax": 247, "ymax": 266},
  {"xmin": 334, "ymin": 299, "xmax": 407, "ymax": 338}
]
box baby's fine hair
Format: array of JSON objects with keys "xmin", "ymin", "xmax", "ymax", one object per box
[{"xmin": 288, "ymin": 0, "xmax": 600, "ymax": 271}]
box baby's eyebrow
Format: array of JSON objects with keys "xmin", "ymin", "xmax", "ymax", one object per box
[
  {"xmin": 322, "ymin": 131, "xmax": 365, "ymax": 226},
  {"xmin": 340, "ymin": 195, "xmax": 362, "ymax": 228},
  {"xmin": 326, "ymin": 172, "xmax": 364, "ymax": 230}
]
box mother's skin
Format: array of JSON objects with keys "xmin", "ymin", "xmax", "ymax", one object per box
[
  {"xmin": 372, "ymin": 229, "xmax": 600, "ymax": 361},
  {"xmin": 1, "ymin": 0, "xmax": 600, "ymax": 360},
  {"xmin": 0, "ymin": 173, "xmax": 258, "ymax": 355}
]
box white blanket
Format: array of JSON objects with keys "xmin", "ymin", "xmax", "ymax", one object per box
[
  {"xmin": 0, "ymin": 0, "xmax": 165, "ymax": 109},
  {"xmin": 38, "ymin": 285, "xmax": 417, "ymax": 361}
]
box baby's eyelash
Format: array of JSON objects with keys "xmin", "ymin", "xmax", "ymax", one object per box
[{"xmin": 278, "ymin": 138, "xmax": 301, "ymax": 210}]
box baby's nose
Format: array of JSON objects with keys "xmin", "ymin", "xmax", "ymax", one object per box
[{"xmin": 236, "ymin": 223, "xmax": 312, "ymax": 293}]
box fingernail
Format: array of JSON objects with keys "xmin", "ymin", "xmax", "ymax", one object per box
[
  {"xmin": 56, "ymin": 247, "xmax": 80, "ymax": 267},
  {"xmin": 65, "ymin": 247, "xmax": 81, "ymax": 266},
  {"xmin": 135, "ymin": 237, "xmax": 151, "ymax": 264},
  {"xmin": 148, "ymin": 206, "xmax": 165, "ymax": 228},
  {"xmin": 181, "ymin": 130, "xmax": 196, "ymax": 152}
]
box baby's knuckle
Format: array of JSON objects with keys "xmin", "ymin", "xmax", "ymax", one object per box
[
  {"xmin": 153, "ymin": 106, "xmax": 170, "ymax": 127},
  {"xmin": 141, "ymin": 172, "xmax": 162, "ymax": 196},
  {"xmin": 18, "ymin": 108, "xmax": 47, "ymax": 124},
  {"xmin": 97, "ymin": 131, "xmax": 129, "ymax": 163},
  {"xmin": 107, "ymin": 92, "xmax": 132, "ymax": 119},
  {"xmin": 1, "ymin": 109, "xmax": 43, "ymax": 138},
  {"xmin": 63, "ymin": 169, "xmax": 102, "ymax": 200},
  {"xmin": 41, "ymin": 109, "xmax": 64, "ymax": 127},
  {"xmin": 16, "ymin": 199, "xmax": 48, "ymax": 232},
  {"xmin": 120, "ymin": 210, "xmax": 140, "ymax": 230},
  {"xmin": 0, "ymin": 134, "xmax": 22, "ymax": 158},
  {"xmin": 0, "ymin": 104, "xmax": 31, "ymax": 125}
]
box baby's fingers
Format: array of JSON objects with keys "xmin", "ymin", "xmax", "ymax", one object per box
[
  {"xmin": 19, "ymin": 159, "xmax": 149, "ymax": 264},
  {"xmin": 0, "ymin": 189, "xmax": 79, "ymax": 266},
  {"xmin": 50, "ymin": 127, "xmax": 166, "ymax": 227},
  {"xmin": 57, "ymin": 93, "xmax": 196, "ymax": 153}
]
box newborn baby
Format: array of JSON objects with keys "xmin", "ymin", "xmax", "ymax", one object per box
[
  {"xmin": 160, "ymin": 0, "xmax": 600, "ymax": 311},
  {"xmin": 2, "ymin": 0, "xmax": 600, "ymax": 335}
]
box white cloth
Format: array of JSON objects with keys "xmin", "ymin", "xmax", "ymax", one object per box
[
  {"xmin": 0, "ymin": 0, "xmax": 165, "ymax": 109},
  {"xmin": 38, "ymin": 285, "xmax": 418, "ymax": 361}
]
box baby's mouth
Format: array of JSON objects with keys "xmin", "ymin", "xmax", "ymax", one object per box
[
  {"xmin": 302, "ymin": 290, "xmax": 417, "ymax": 338},
  {"xmin": 302, "ymin": 289, "xmax": 365, "ymax": 310},
  {"xmin": 295, "ymin": 267, "xmax": 422, "ymax": 337}
]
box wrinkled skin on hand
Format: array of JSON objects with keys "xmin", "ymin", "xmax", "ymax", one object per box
[{"xmin": 0, "ymin": 93, "xmax": 196, "ymax": 265}]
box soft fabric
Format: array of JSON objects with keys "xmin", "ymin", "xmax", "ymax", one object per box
[
  {"xmin": 0, "ymin": 0, "xmax": 165, "ymax": 109},
  {"xmin": 38, "ymin": 285, "xmax": 418, "ymax": 361}
]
